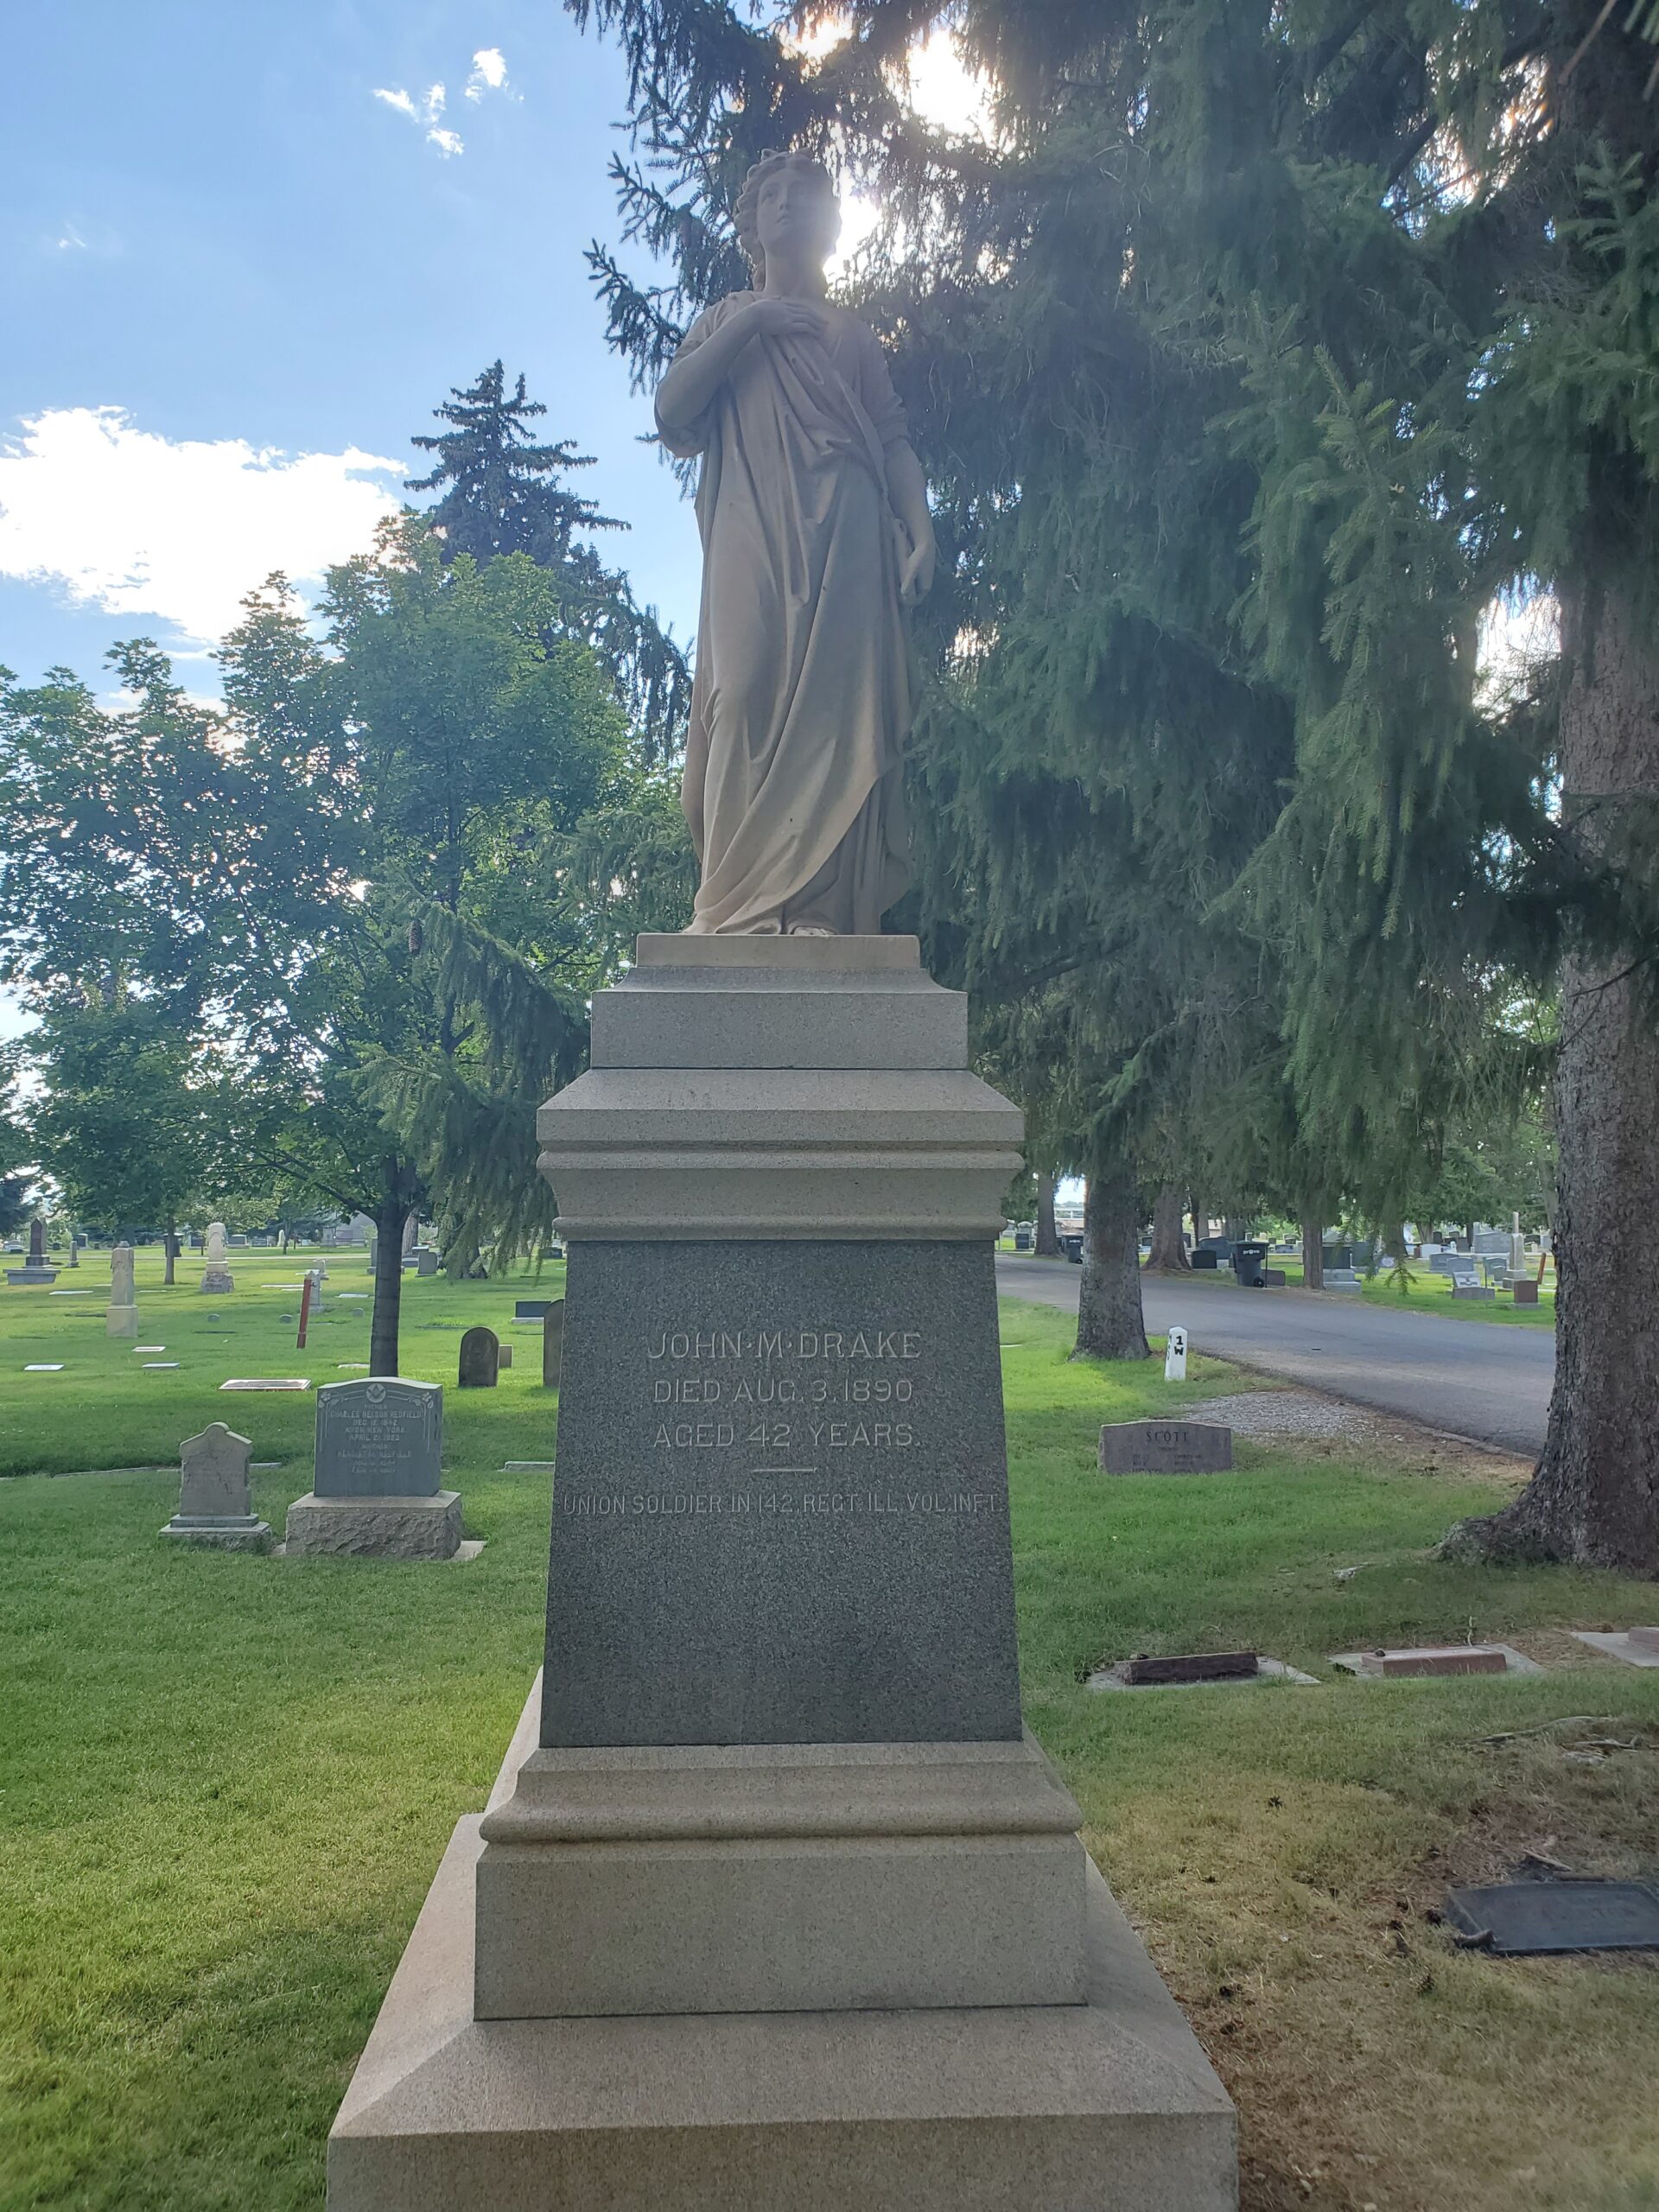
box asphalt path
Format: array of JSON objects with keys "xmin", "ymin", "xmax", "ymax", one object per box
[{"xmin": 995, "ymin": 1255, "xmax": 1554, "ymax": 1456}]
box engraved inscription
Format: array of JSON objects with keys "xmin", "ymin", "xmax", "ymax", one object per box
[{"xmin": 556, "ymin": 1318, "xmax": 1004, "ymax": 1529}]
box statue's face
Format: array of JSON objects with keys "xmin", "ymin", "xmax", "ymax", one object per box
[{"xmin": 756, "ymin": 164, "xmax": 839, "ymax": 269}]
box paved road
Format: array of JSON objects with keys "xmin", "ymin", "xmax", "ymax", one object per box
[{"xmin": 995, "ymin": 1255, "xmax": 1554, "ymax": 1455}]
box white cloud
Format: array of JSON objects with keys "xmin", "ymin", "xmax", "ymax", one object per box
[
  {"xmin": 372, "ymin": 78, "xmax": 464, "ymax": 155},
  {"xmin": 465, "ymin": 47, "xmax": 512, "ymax": 100},
  {"xmin": 0, "ymin": 408, "xmax": 404, "ymax": 649}
]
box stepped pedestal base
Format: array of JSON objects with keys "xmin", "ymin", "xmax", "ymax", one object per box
[{"xmin": 327, "ymin": 1815, "xmax": 1236, "ymax": 2212}]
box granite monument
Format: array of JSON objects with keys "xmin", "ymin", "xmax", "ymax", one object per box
[
  {"xmin": 200, "ymin": 1221, "xmax": 235, "ymax": 1296},
  {"xmin": 285, "ymin": 1377, "xmax": 460, "ymax": 1560},
  {"xmin": 327, "ymin": 151, "xmax": 1234, "ymax": 2212}
]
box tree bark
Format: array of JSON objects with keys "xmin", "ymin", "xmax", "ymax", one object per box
[
  {"xmin": 1034, "ymin": 1173, "xmax": 1059, "ymax": 1258},
  {"xmin": 1190, "ymin": 1193, "xmax": 1207, "ymax": 1251},
  {"xmin": 371, "ymin": 1160, "xmax": 421, "ymax": 1377},
  {"xmin": 1444, "ymin": 552, "xmax": 1659, "ymax": 1573},
  {"xmin": 1300, "ymin": 1214, "xmax": 1325, "ymax": 1291},
  {"xmin": 1146, "ymin": 1181, "xmax": 1191, "ymax": 1271},
  {"xmin": 1073, "ymin": 1164, "xmax": 1150, "ymax": 1361}
]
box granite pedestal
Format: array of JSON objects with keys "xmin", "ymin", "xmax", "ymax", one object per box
[{"xmin": 327, "ymin": 936, "xmax": 1236, "ymax": 2209}]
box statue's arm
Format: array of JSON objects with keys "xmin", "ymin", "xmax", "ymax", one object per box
[
  {"xmin": 656, "ymin": 296, "xmax": 830, "ymax": 453},
  {"xmin": 885, "ymin": 441, "xmax": 938, "ymax": 606}
]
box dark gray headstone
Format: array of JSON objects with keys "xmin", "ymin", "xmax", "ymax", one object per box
[
  {"xmin": 1445, "ymin": 1881, "xmax": 1659, "ymax": 1955},
  {"xmin": 314, "ymin": 1377, "xmax": 442, "ymax": 1496},
  {"xmin": 1098, "ymin": 1421, "xmax": 1233, "ymax": 1474},
  {"xmin": 541, "ymin": 1241, "xmax": 1022, "ymax": 1750},
  {"xmin": 459, "ymin": 1325, "xmax": 499, "ymax": 1389},
  {"xmin": 516, "ymin": 1299, "xmax": 554, "ymax": 1319}
]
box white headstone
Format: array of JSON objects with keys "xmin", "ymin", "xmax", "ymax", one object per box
[{"xmin": 1164, "ymin": 1325, "xmax": 1188, "ymax": 1384}]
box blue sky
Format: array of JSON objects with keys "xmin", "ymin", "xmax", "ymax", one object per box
[{"xmin": 0, "ymin": 0, "xmax": 707, "ymax": 692}]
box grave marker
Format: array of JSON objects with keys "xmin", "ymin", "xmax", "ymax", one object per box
[
  {"xmin": 1098, "ymin": 1419, "xmax": 1232, "ymax": 1474},
  {"xmin": 458, "ymin": 1326, "xmax": 499, "ymax": 1389},
  {"xmin": 541, "ymin": 1297, "xmax": 564, "ymax": 1389},
  {"xmin": 285, "ymin": 1377, "xmax": 460, "ymax": 1560},
  {"xmin": 160, "ymin": 1422, "xmax": 271, "ymax": 1551},
  {"xmin": 1357, "ymin": 1644, "xmax": 1507, "ymax": 1677},
  {"xmin": 106, "ymin": 1242, "xmax": 139, "ymax": 1337},
  {"xmin": 1163, "ymin": 1325, "xmax": 1188, "ymax": 1383},
  {"xmin": 200, "ymin": 1220, "xmax": 235, "ymax": 1295}
]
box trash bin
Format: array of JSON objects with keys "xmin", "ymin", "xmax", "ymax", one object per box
[
  {"xmin": 1232, "ymin": 1240, "xmax": 1270, "ymax": 1288},
  {"xmin": 1062, "ymin": 1234, "xmax": 1084, "ymax": 1264}
]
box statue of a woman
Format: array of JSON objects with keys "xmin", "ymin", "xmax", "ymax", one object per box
[{"xmin": 655, "ymin": 152, "xmax": 936, "ymax": 936}]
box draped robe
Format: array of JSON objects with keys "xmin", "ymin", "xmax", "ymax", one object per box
[{"xmin": 657, "ymin": 294, "xmax": 913, "ymax": 936}]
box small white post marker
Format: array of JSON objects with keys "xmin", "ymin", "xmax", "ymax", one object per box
[{"xmin": 1165, "ymin": 1325, "xmax": 1188, "ymax": 1383}]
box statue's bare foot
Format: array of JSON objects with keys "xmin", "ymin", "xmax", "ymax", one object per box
[{"xmin": 786, "ymin": 925, "xmax": 837, "ymax": 938}]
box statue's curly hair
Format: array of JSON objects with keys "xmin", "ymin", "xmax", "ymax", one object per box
[{"xmin": 733, "ymin": 149, "xmax": 840, "ymax": 283}]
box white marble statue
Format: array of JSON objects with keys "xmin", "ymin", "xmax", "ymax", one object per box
[{"xmin": 655, "ymin": 151, "xmax": 937, "ymax": 936}]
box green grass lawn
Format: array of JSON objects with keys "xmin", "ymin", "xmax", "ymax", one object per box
[{"xmin": 3, "ymin": 1262, "xmax": 1656, "ymax": 2212}]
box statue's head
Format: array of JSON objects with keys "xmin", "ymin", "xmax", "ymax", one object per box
[{"xmin": 734, "ymin": 150, "xmax": 841, "ymax": 283}]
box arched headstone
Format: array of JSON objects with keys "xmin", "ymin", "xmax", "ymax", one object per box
[{"xmin": 459, "ymin": 1325, "xmax": 499, "ymax": 1389}]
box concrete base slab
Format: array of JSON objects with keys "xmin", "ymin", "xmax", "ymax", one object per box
[
  {"xmin": 327, "ymin": 1820, "xmax": 1236, "ymax": 2212},
  {"xmin": 1088, "ymin": 1656, "xmax": 1319, "ymax": 1692},
  {"xmin": 1570, "ymin": 1630, "xmax": 1659, "ymax": 1669},
  {"xmin": 1330, "ymin": 1643, "xmax": 1541, "ymax": 1677},
  {"xmin": 284, "ymin": 1491, "xmax": 463, "ymax": 1560},
  {"xmin": 160, "ymin": 1516, "xmax": 273, "ymax": 1552}
]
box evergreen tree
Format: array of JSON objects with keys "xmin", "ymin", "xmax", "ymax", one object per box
[
  {"xmin": 409, "ymin": 360, "xmax": 691, "ymax": 760},
  {"xmin": 566, "ymin": 0, "xmax": 1659, "ymax": 1570}
]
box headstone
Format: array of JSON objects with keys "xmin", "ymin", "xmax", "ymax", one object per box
[
  {"xmin": 415, "ymin": 1247, "xmax": 440, "ymax": 1277},
  {"xmin": 328, "ymin": 947, "xmax": 1233, "ymax": 2187},
  {"xmin": 1164, "ymin": 1325, "xmax": 1188, "ymax": 1383},
  {"xmin": 496, "ymin": 1342, "xmax": 513, "ymax": 1370},
  {"xmin": 106, "ymin": 1243, "xmax": 139, "ymax": 1337},
  {"xmin": 541, "ymin": 1297, "xmax": 564, "ymax": 1389},
  {"xmin": 314, "ymin": 1377, "xmax": 442, "ymax": 1495},
  {"xmin": 1452, "ymin": 1283, "xmax": 1496, "ymax": 1302},
  {"xmin": 1014, "ymin": 1225, "xmax": 1032, "ymax": 1251},
  {"xmin": 200, "ymin": 1220, "xmax": 235, "ymax": 1295},
  {"xmin": 458, "ymin": 1325, "xmax": 499, "ymax": 1388},
  {"xmin": 1357, "ymin": 1644, "xmax": 1507, "ymax": 1677},
  {"xmin": 1098, "ymin": 1419, "xmax": 1232, "ymax": 1473},
  {"xmin": 516, "ymin": 1298, "xmax": 555, "ymax": 1319},
  {"xmin": 286, "ymin": 1376, "xmax": 459, "ymax": 1560},
  {"xmin": 1510, "ymin": 1277, "xmax": 1540, "ymax": 1306},
  {"xmin": 161, "ymin": 1421, "xmax": 271, "ymax": 1550},
  {"xmin": 219, "ymin": 1377, "xmax": 311, "ymax": 1391},
  {"xmin": 7, "ymin": 1217, "xmax": 58, "ymax": 1286},
  {"xmin": 1123, "ymin": 1650, "xmax": 1256, "ymax": 1687},
  {"xmin": 1445, "ymin": 1881, "xmax": 1659, "ymax": 1955}
]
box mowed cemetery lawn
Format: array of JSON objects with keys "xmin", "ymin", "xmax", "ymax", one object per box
[{"xmin": 3, "ymin": 1258, "xmax": 1658, "ymax": 2212}]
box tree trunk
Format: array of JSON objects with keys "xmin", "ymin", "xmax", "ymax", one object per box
[
  {"xmin": 1190, "ymin": 1194, "xmax": 1207, "ymax": 1252},
  {"xmin": 1073, "ymin": 1164, "xmax": 1149, "ymax": 1361},
  {"xmin": 1034, "ymin": 1173, "xmax": 1059, "ymax": 1258},
  {"xmin": 1146, "ymin": 1182, "xmax": 1191, "ymax": 1271},
  {"xmin": 1444, "ymin": 552, "xmax": 1659, "ymax": 1573},
  {"xmin": 1300, "ymin": 1214, "xmax": 1325, "ymax": 1291},
  {"xmin": 370, "ymin": 1198, "xmax": 410, "ymax": 1376},
  {"xmin": 162, "ymin": 1227, "xmax": 178, "ymax": 1287}
]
